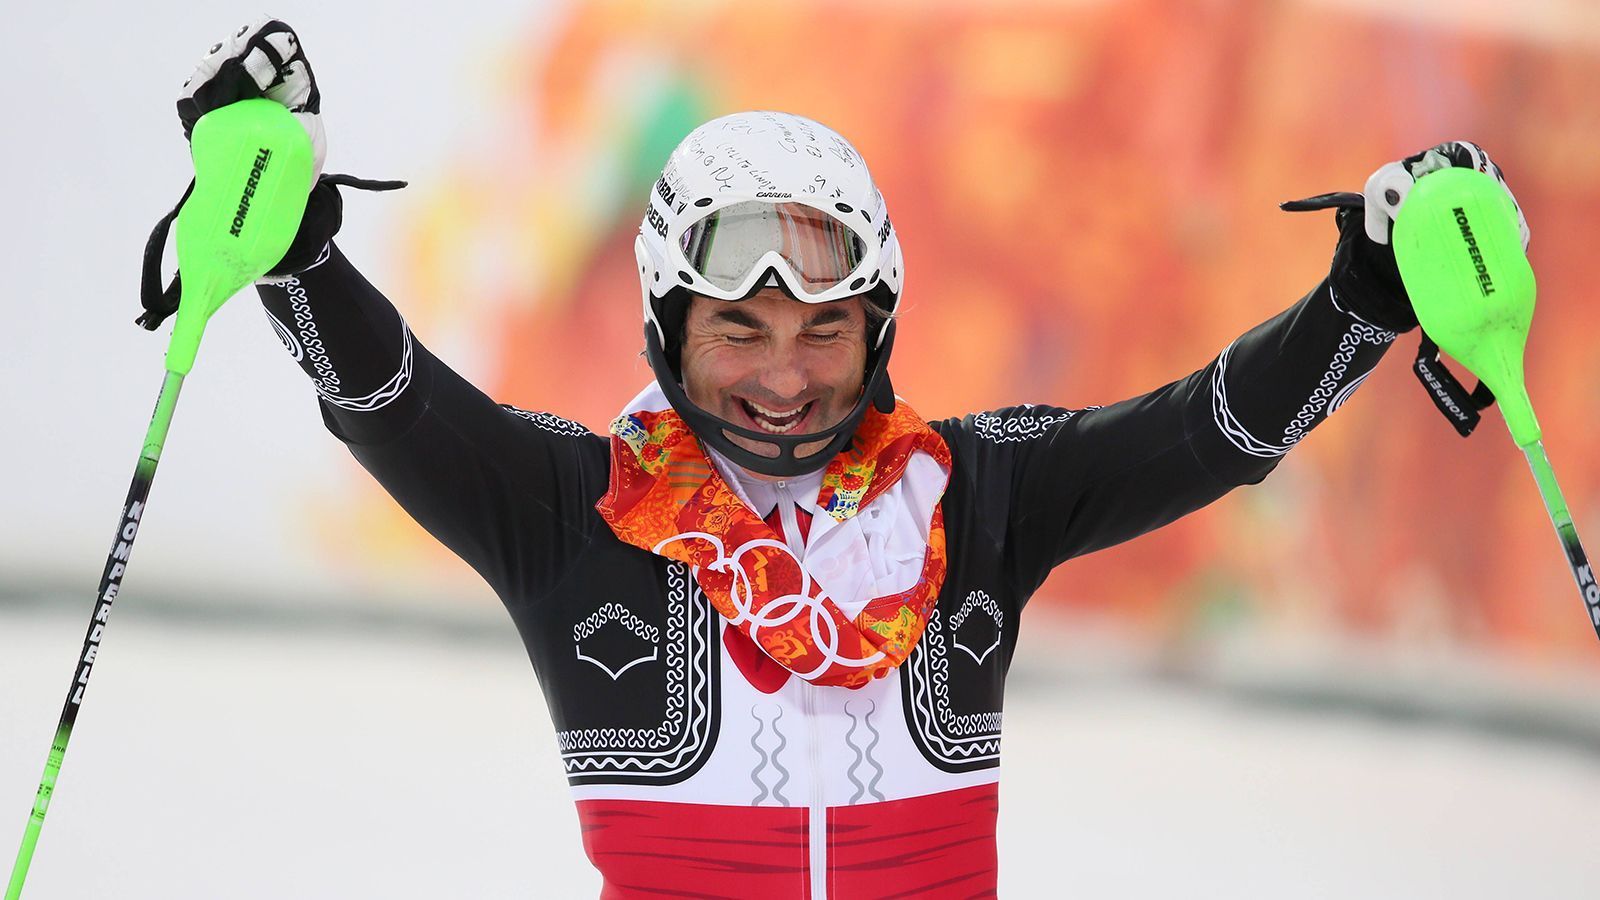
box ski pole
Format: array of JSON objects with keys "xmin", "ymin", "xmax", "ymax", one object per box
[
  {"xmin": 5, "ymin": 98, "xmax": 313, "ymax": 900},
  {"xmin": 1391, "ymin": 167, "xmax": 1599, "ymax": 639}
]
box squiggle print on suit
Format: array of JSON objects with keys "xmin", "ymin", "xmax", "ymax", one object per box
[
  {"xmin": 749, "ymin": 705, "xmax": 791, "ymax": 807},
  {"xmin": 845, "ymin": 699, "xmax": 886, "ymax": 804}
]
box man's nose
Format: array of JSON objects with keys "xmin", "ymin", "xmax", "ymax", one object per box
[{"xmin": 757, "ymin": 346, "xmax": 809, "ymax": 402}]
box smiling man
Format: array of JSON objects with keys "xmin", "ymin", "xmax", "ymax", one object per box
[
  {"xmin": 167, "ymin": 18, "xmax": 1525, "ymax": 899},
  {"xmin": 682, "ymin": 291, "xmax": 869, "ymax": 453}
]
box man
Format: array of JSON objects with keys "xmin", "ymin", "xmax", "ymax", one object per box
[{"xmin": 165, "ymin": 18, "xmax": 1523, "ymax": 899}]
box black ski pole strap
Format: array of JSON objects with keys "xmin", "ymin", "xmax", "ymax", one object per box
[
  {"xmin": 136, "ymin": 173, "xmax": 406, "ymax": 331},
  {"xmin": 1279, "ymin": 191, "xmax": 1365, "ymax": 213},
  {"xmin": 136, "ymin": 179, "xmax": 194, "ymax": 331},
  {"xmin": 1413, "ymin": 332, "xmax": 1496, "ymax": 437},
  {"xmin": 321, "ymin": 173, "xmax": 407, "ymax": 192}
]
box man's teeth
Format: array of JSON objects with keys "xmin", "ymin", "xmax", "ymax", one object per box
[
  {"xmin": 748, "ymin": 400, "xmax": 803, "ymax": 419},
  {"xmin": 744, "ymin": 400, "xmax": 809, "ymax": 433}
]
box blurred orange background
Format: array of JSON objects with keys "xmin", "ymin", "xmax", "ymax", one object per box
[{"xmin": 330, "ymin": 0, "xmax": 1600, "ymax": 665}]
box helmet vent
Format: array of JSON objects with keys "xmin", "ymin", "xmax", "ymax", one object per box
[
  {"xmin": 677, "ymin": 270, "xmax": 694, "ymax": 284},
  {"xmin": 834, "ymin": 202, "xmax": 853, "ymax": 214},
  {"xmin": 849, "ymin": 276, "xmax": 866, "ymax": 291},
  {"xmin": 694, "ymin": 197, "xmax": 713, "ymax": 208}
]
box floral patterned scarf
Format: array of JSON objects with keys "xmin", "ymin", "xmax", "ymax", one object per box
[{"xmin": 595, "ymin": 386, "xmax": 951, "ymax": 689}]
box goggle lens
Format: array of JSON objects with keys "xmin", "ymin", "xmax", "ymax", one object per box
[{"xmin": 680, "ymin": 201, "xmax": 868, "ymax": 295}]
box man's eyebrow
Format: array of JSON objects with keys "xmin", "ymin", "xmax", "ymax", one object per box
[
  {"xmin": 708, "ymin": 307, "xmax": 768, "ymax": 331},
  {"xmin": 706, "ymin": 305, "xmax": 854, "ymax": 331},
  {"xmin": 804, "ymin": 307, "xmax": 853, "ymax": 328}
]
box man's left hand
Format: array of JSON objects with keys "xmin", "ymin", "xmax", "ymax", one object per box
[{"xmin": 1289, "ymin": 141, "xmax": 1527, "ymax": 335}]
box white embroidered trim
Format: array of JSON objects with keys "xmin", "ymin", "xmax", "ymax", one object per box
[
  {"xmin": 905, "ymin": 608, "xmax": 1003, "ymax": 764},
  {"xmin": 503, "ymin": 406, "xmax": 593, "ymax": 437},
  {"xmin": 1282, "ymin": 324, "xmax": 1394, "ymax": 446},
  {"xmin": 271, "ymin": 272, "xmax": 415, "ymax": 412},
  {"xmin": 264, "ymin": 308, "xmax": 303, "ymax": 362},
  {"xmin": 557, "ymin": 564, "xmax": 717, "ymax": 776},
  {"xmin": 1326, "ymin": 282, "xmax": 1385, "ymax": 330},
  {"xmin": 972, "ymin": 406, "xmax": 1083, "ymax": 444},
  {"xmin": 1212, "ymin": 300, "xmax": 1395, "ymax": 458},
  {"xmin": 948, "ymin": 590, "xmax": 1003, "ymax": 666},
  {"xmin": 573, "ymin": 601, "xmax": 662, "ymax": 681},
  {"xmin": 573, "ymin": 601, "xmax": 660, "ymax": 645}
]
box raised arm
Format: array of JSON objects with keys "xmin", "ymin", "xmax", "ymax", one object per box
[
  {"xmin": 943, "ymin": 194, "xmax": 1415, "ymax": 598},
  {"xmin": 956, "ymin": 141, "xmax": 1525, "ymax": 599},
  {"xmin": 255, "ymin": 241, "xmax": 605, "ymax": 602},
  {"xmin": 172, "ymin": 18, "xmax": 605, "ymax": 602}
]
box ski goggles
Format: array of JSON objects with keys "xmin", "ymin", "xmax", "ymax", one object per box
[{"xmin": 676, "ymin": 200, "xmax": 879, "ymax": 302}]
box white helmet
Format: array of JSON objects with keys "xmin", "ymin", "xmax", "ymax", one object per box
[{"xmin": 634, "ymin": 110, "xmax": 904, "ymax": 476}]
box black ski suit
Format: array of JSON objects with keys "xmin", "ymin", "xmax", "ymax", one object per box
[{"xmin": 257, "ymin": 242, "xmax": 1395, "ymax": 898}]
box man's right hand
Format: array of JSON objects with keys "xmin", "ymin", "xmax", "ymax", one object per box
[{"xmin": 177, "ymin": 17, "xmax": 326, "ymax": 184}]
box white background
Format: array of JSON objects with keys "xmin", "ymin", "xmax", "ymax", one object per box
[{"xmin": 0, "ymin": 2, "xmax": 554, "ymax": 605}]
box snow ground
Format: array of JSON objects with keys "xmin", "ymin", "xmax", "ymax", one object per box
[{"xmin": 3, "ymin": 605, "xmax": 1599, "ymax": 899}]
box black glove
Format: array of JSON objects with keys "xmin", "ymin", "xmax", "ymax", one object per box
[
  {"xmin": 1282, "ymin": 142, "xmax": 1530, "ymax": 436},
  {"xmin": 1331, "ymin": 202, "xmax": 1415, "ymax": 333},
  {"xmin": 1279, "ymin": 192, "xmax": 1415, "ymax": 332},
  {"xmin": 1280, "ymin": 141, "xmax": 1529, "ymax": 335}
]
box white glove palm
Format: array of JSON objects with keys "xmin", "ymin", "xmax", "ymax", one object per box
[
  {"xmin": 177, "ymin": 17, "xmax": 326, "ymax": 184},
  {"xmin": 1362, "ymin": 141, "xmax": 1528, "ymax": 251}
]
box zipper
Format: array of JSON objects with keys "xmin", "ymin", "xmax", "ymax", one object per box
[
  {"xmin": 802, "ymin": 681, "xmax": 827, "ymax": 900},
  {"xmin": 778, "ymin": 479, "xmax": 826, "ymax": 899},
  {"xmin": 775, "ymin": 481, "xmax": 805, "ymax": 559}
]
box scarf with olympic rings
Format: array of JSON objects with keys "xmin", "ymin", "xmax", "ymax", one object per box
[{"xmin": 595, "ymin": 386, "xmax": 951, "ymax": 689}]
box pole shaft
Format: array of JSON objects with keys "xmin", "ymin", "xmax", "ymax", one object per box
[
  {"xmin": 1520, "ymin": 440, "xmax": 1600, "ymax": 640},
  {"xmin": 6, "ymin": 371, "xmax": 184, "ymax": 900}
]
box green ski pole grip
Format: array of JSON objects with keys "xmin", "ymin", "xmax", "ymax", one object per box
[
  {"xmin": 1391, "ymin": 167, "xmax": 1540, "ymax": 446},
  {"xmin": 169, "ymin": 98, "xmax": 314, "ymax": 376}
]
